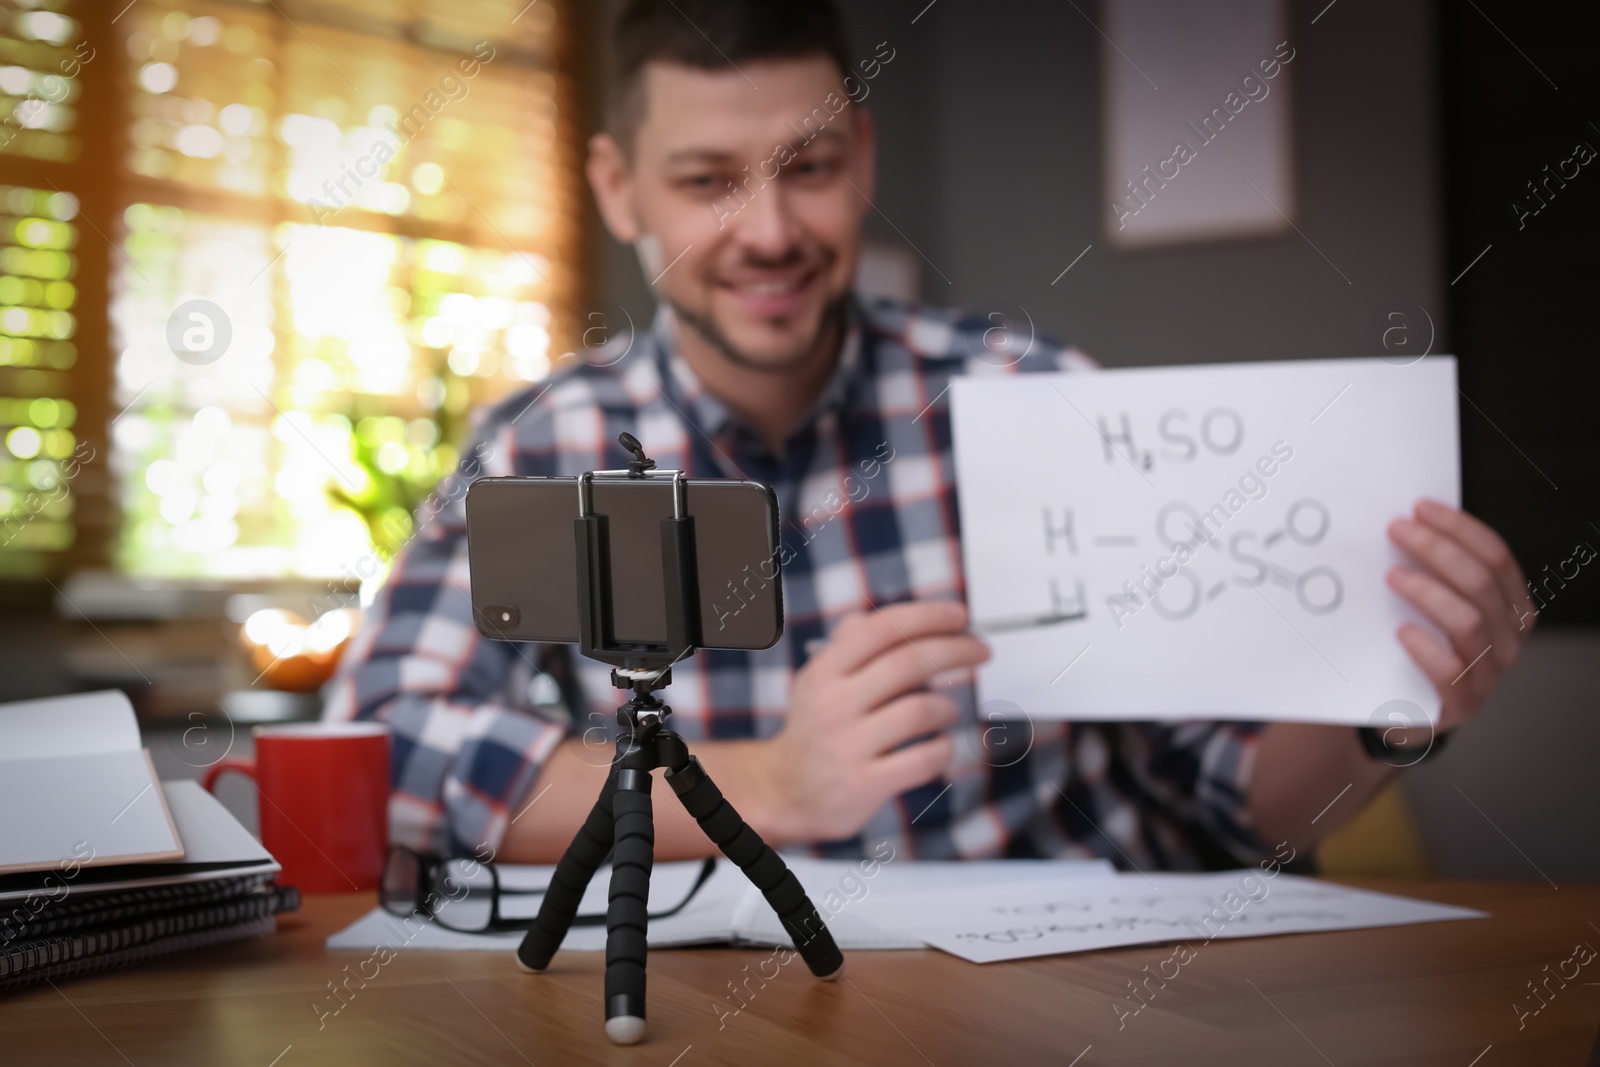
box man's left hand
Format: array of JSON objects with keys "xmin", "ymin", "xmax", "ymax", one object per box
[{"xmin": 1385, "ymin": 498, "xmax": 1535, "ymax": 731}]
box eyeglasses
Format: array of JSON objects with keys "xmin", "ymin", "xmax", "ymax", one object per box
[{"xmin": 380, "ymin": 848, "xmax": 718, "ymax": 934}]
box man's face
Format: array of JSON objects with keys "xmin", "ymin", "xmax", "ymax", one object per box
[{"xmin": 593, "ymin": 55, "xmax": 873, "ymax": 372}]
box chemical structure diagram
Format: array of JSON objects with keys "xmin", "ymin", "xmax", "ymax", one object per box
[
  {"xmin": 969, "ymin": 498, "xmax": 1346, "ymax": 637},
  {"xmin": 969, "ymin": 402, "xmax": 1343, "ymax": 636},
  {"xmin": 1146, "ymin": 498, "xmax": 1345, "ymax": 621}
]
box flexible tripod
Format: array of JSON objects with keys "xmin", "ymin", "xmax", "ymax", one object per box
[{"xmin": 515, "ymin": 435, "xmax": 843, "ymax": 1045}]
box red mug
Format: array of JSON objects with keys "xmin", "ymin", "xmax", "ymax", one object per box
[{"xmin": 203, "ymin": 722, "xmax": 390, "ymax": 894}]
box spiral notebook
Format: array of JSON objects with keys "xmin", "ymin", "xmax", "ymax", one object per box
[{"xmin": 0, "ymin": 884, "xmax": 301, "ymax": 989}]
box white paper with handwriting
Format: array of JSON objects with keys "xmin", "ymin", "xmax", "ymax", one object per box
[
  {"xmin": 951, "ymin": 358, "xmax": 1460, "ymax": 725},
  {"xmin": 324, "ymin": 856, "xmax": 1116, "ymax": 952},
  {"xmin": 844, "ymin": 871, "xmax": 1485, "ymax": 964}
]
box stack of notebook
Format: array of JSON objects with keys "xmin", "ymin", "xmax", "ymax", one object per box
[{"xmin": 0, "ymin": 692, "xmax": 300, "ymax": 990}]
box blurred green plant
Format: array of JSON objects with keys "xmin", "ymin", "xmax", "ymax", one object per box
[{"xmin": 327, "ymin": 352, "xmax": 473, "ymax": 559}]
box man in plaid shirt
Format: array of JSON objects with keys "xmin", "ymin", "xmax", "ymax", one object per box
[{"xmin": 326, "ymin": 0, "xmax": 1531, "ymax": 870}]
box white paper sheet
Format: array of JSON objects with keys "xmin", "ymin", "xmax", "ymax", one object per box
[
  {"xmin": 328, "ymin": 862, "xmax": 1484, "ymax": 967},
  {"xmin": 729, "ymin": 856, "xmax": 1116, "ymax": 951},
  {"xmin": 325, "ymin": 857, "xmax": 1117, "ymax": 953},
  {"xmin": 328, "ymin": 859, "xmax": 751, "ymax": 952},
  {"xmin": 0, "ymin": 690, "xmax": 182, "ymax": 873},
  {"xmin": 1, "ymin": 688, "xmax": 143, "ymax": 758},
  {"xmin": 951, "ymin": 358, "xmax": 1460, "ymax": 725},
  {"xmin": 845, "ymin": 871, "xmax": 1486, "ymax": 964}
]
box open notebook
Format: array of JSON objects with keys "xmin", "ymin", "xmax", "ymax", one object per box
[
  {"xmin": 327, "ymin": 856, "xmax": 1118, "ymax": 952},
  {"xmin": 0, "ymin": 690, "xmax": 182, "ymax": 875},
  {"xmin": 0, "ymin": 780, "xmax": 278, "ymax": 902}
]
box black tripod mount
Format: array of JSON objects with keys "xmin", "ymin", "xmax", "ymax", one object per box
[{"xmin": 515, "ymin": 434, "xmax": 843, "ymax": 1045}]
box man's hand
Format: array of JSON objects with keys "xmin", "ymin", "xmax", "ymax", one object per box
[
  {"xmin": 1386, "ymin": 498, "xmax": 1534, "ymax": 731},
  {"xmin": 756, "ymin": 601, "xmax": 989, "ymax": 844}
]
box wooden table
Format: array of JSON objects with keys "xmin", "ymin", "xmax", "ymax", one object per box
[{"xmin": 4, "ymin": 879, "xmax": 1598, "ymax": 1066}]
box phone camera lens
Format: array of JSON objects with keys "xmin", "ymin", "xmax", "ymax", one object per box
[{"xmin": 482, "ymin": 604, "xmax": 520, "ymax": 630}]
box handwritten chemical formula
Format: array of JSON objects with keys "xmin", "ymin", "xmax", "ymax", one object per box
[
  {"xmin": 1095, "ymin": 406, "xmax": 1245, "ymax": 473},
  {"xmin": 995, "ymin": 496, "xmax": 1343, "ymax": 635}
]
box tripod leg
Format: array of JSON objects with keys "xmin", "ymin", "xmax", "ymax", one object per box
[
  {"xmin": 603, "ymin": 763, "xmax": 655, "ymax": 1044},
  {"xmin": 666, "ymin": 755, "xmax": 844, "ymax": 980},
  {"xmin": 516, "ymin": 771, "xmax": 617, "ymax": 974}
]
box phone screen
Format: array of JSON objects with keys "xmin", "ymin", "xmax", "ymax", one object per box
[{"xmin": 465, "ymin": 476, "xmax": 784, "ymax": 651}]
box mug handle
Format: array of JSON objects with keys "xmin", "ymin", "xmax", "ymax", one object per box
[{"xmin": 202, "ymin": 757, "xmax": 257, "ymax": 794}]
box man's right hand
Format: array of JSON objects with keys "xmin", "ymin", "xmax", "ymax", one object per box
[{"xmin": 756, "ymin": 600, "xmax": 990, "ymax": 844}]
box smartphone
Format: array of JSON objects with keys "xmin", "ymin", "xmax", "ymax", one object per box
[{"xmin": 465, "ymin": 476, "xmax": 784, "ymax": 651}]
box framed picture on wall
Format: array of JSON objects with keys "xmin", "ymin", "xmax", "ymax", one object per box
[{"xmin": 1101, "ymin": 0, "xmax": 1295, "ymax": 248}]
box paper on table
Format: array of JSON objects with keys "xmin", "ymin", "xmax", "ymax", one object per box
[
  {"xmin": 325, "ymin": 856, "xmax": 1118, "ymax": 952},
  {"xmin": 729, "ymin": 856, "xmax": 1116, "ymax": 951},
  {"xmin": 950, "ymin": 358, "xmax": 1460, "ymax": 725},
  {"xmin": 846, "ymin": 871, "xmax": 1486, "ymax": 964},
  {"xmin": 0, "ymin": 690, "xmax": 182, "ymax": 873},
  {"xmin": 327, "ymin": 859, "xmax": 756, "ymax": 953}
]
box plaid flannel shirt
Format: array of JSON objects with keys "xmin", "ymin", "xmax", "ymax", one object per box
[{"xmin": 324, "ymin": 298, "xmax": 1270, "ymax": 870}]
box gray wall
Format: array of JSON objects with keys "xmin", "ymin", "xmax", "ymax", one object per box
[
  {"xmin": 1403, "ymin": 628, "xmax": 1600, "ymax": 886},
  {"xmin": 586, "ymin": 0, "xmax": 1447, "ymax": 365},
  {"xmin": 849, "ymin": 0, "xmax": 1446, "ymax": 363},
  {"xmin": 574, "ymin": 0, "xmax": 1599, "ymax": 884}
]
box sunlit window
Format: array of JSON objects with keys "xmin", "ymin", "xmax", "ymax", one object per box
[
  {"xmin": 108, "ymin": 0, "xmax": 580, "ymax": 579},
  {"xmin": 0, "ymin": 0, "xmax": 89, "ymax": 577},
  {"xmin": 0, "ymin": 0, "xmax": 88, "ymax": 164},
  {"xmin": 0, "ymin": 186, "xmax": 81, "ymax": 571}
]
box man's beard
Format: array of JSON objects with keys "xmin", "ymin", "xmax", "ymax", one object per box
[{"xmin": 667, "ymin": 290, "xmax": 850, "ymax": 375}]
